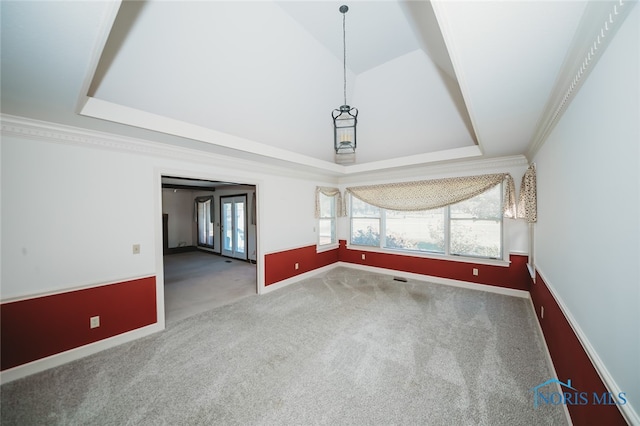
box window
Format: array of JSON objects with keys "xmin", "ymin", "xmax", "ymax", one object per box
[
  {"xmin": 350, "ymin": 184, "xmax": 503, "ymax": 259},
  {"xmin": 318, "ymin": 192, "xmax": 337, "ymax": 246},
  {"xmin": 196, "ymin": 197, "xmax": 214, "ymax": 248},
  {"xmin": 385, "ymin": 208, "xmax": 445, "ymax": 253},
  {"xmin": 449, "ymin": 184, "xmax": 502, "ymax": 258},
  {"xmin": 350, "ymin": 196, "xmax": 380, "ymax": 246}
]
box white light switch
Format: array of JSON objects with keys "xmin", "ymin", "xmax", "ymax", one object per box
[{"xmin": 132, "ymin": 244, "xmax": 140, "ymax": 254}]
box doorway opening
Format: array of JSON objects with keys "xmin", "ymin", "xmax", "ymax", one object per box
[{"xmin": 161, "ymin": 176, "xmax": 257, "ymax": 324}]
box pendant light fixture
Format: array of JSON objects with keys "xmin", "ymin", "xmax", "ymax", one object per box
[{"xmin": 332, "ymin": 4, "xmax": 358, "ymax": 165}]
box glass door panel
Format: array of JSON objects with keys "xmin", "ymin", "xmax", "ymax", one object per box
[{"xmin": 221, "ymin": 195, "xmax": 247, "ymax": 260}]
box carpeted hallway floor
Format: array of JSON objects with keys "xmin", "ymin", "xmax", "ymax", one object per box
[
  {"xmin": 1, "ymin": 267, "xmax": 567, "ymax": 425},
  {"xmin": 163, "ymin": 251, "xmax": 256, "ymax": 324}
]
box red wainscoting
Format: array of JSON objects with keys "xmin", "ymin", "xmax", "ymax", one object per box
[
  {"xmin": 1, "ymin": 277, "xmax": 157, "ymax": 371},
  {"xmin": 264, "ymin": 245, "xmax": 339, "ymax": 286},
  {"xmin": 338, "ymin": 240, "xmax": 530, "ymax": 291},
  {"xmin": 529, "ymin": 272, "xmax": 627, "ymax": 425}
]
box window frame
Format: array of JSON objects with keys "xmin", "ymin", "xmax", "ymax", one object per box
[
  {"xmin": 348, "ymin": 184, "xmax": 508, "ymax": 265},
  {"xmin": 317, "ymin": 192, "xmax": 338, "ymax": 251}
]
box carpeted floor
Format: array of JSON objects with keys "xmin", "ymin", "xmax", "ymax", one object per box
[
  {"xmin": 1, "ymin": 267, "xmax": 567, "ymax": 425},
  {"xmin": 163, "ymin": 251, "xmax": 256, "ymax": 324}
]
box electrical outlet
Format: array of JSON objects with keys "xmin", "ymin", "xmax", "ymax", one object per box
[
  {"xmin": 541, "ymin": 306, "xmax": 544, "ymax": 319},
  {"xmin": 90, "ymin": 316, "xmax": 100, "ymax": 329},
  {"xmin": 295, "ymin": 263, "xmax": 299, "ymax": 270},
  {"xmin": 132, "ymin": 244, "xmax": 141, "ymax": 254},
  {"xmin": 472, "ymin": 268, "xmax": 478, "ymax": 276},
  {"xmin": 361, "ymin": 253, "xmax": 366, "ymax": 260}
]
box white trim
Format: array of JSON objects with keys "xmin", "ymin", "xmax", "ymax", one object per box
[
  {"xmin": 263, "ymin": 243, "xmax": 318, "ymax": 256},
  {"xmin": 343, "ymin": 146, "xmax": 482, "ymax": 175},
  {"xmin": 79, "ymin": 97, "xmax": 347, "ymax": 175},
  {"xmin": 526, "ymin": 0, "xmax": 637, "ymax": 160},
  {"xmin": 0, "ymin": 274, "xmax": 156, "ymax": 304},
  {"xmin": 153, "ymin": 172, "xmax": 166, "ymax": 330},
  {"xmin": 79, "ymin": 98, "xmax": 485, "ymax": 176},
  {"xmin": 344, "ymin": 244, "xmax": 512, "ymax": 267},
  {"xmin": 260, "ymin": 264, "xmax": 337, "ymax": 295},
  {"xmin": 0, "ymin": 114, "xmax": 532, "ymax": 184},
  {"xmin": 337, "ymin": 262, "xmax": 529, "ymax": 298},
  {"xmin": 74, "ymin": 1, "xmax": 122, "ymax": 115},
  {"xmin": 338, "ymin": 155, "xmax": 528, "ymax": 185},
  {"xmin": 261, "ymin": 261, "xmax": 529, "ymax": 299},
  {"xmin": 154, "ymin": 167, "xmax": 265, "ymax": 296},
  {"xmin": 316, "ymin": 242, "xmax": 339, "ymax": 253},
  {"xmin": 0, "ymin": 114, "xmax": 331, "ymax": 183},
  {"xmin": 0, "ymin": 323, "xmax": 164, "ymax": 385},
  {"xmin": 526, "ymin": 263, "xmax": 536, "ymax": 281},
  {"xmin": 526, "ymin": 297, "xmax": 574, "ymax": 425},
  {"xmin": 0, "ymin": 262, "xmax": 528, "ymax": 385},
  {"xmin": 535, "ymin": 267, "xmax": 639, "ymax": 425}
]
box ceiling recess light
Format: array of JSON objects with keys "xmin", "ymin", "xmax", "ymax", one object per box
[{"xmin": 332, "ymin": 4, "xmax": 358, "ymax": 165}]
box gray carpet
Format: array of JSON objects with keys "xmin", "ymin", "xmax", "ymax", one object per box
[
  {"xmin": 1, "ymin": 267, "xmax": 567, "ymax": 425},
  {"xmin": 163, "ymin": 251, "xmax": 256, "ymax": 324}
]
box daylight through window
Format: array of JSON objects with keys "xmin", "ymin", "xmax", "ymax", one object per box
[
  {"xmin": 318, "ymin": 192, "xmax": 337, "ymax": 246},
  {"xmin": 350, "ymin": 184, "xmax": 503, "ymax": 259}
]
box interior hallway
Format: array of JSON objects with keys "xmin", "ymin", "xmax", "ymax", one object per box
[{"xmin": 163, "ymin": 251, "xmax": 257, "ymax": 324}]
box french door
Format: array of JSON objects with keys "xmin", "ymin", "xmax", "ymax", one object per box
[{"xmin": 221, "ymin": 195, "xmax": 246, "ymax": 260}]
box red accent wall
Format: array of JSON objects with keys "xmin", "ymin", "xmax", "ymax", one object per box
[
  {"xmin": 529, "ymin": 272, "xmax": 627, "ymax": 425},
  {"xmin": 1, "ymin": 277, "xmax": 157, "ymax": 371},
  {"xmin": 264, "ymin": 245, "xmax": 339, "ymax": 286},
  {"xmin": 338, "ymin": 240, "xmax": 530, "ymax": 291},
  {"xmin": 264, "ymin": 240, "xmax": 529, "ymax": 291}
]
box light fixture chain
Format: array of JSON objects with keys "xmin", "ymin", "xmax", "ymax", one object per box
[{"xmin": 343, "ymin": 10, "xmax": 347, "ymax": 106}]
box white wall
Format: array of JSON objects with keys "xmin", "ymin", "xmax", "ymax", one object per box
[
  {"xmin": 0, "ymin": 134, "xmax": 322, "ymax": 300},
  {"xmin": 1, "ymin": 138, "xmax": 156, "ymax": 298},
  {"xmin": 162, "ymin": 188, "xmax": 195, "ymax": 248},
  {"xmin": 533, "ymin": 4, "xmax": 639, "ymax": 416}
]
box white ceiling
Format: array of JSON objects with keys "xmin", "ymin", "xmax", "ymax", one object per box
[{"xmin": 1, "ymin": 0, "xmax": 602, "ymax": 176}]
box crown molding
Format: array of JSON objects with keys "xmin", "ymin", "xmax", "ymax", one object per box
[
  {"xmin": 0, "ymin": 114, "xmax": 336, "ymax": 183},
  {"xmin": 2, "ymin": 113, "xmax": 528, "ymax": 185},
  {"xmin": 337, "ymin": 154, "xmax": 529, "ymax": 185},
  {"xmin": 526, "ymin": 0, "xmax": 637, "ymax": 160}
]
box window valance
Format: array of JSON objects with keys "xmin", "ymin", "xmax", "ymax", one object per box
[
  {"xmin": 517, "ymin": 164, "xmax": 537, "ymax": 223},
  {"xmin": 345, "ymin": 173, "xmax": 517, "ymax": 216},
  {"xmin": 315, "ymin": 187, "xmax": 345, "ymax": 218}
]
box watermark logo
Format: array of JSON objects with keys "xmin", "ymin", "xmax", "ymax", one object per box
[{"xmin": 530, "ymin": 378, "xmax": 627, "ymax": 408}]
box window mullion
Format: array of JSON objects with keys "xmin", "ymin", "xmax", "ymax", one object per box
[
  {"xmin": 444, "ymin": 205, "xmax": 451, "ymax": 256},
  {"xmin": 380, "ymin": 210, "xmax": 386, "ymax": 249}
]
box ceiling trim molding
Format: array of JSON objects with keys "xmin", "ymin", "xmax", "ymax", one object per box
[
  {"xmin": 429, "ymin": 1, "xmax": 484, "ymax": 155},
  {"xmin": 338, "ymin": 155, "xmax": 529, "ymax": 186},
  {"xmin": 342, "ymin": 145, "xmax": 482, "ymax": 175},
  {"xmin": 74, "ymin": 0, "xmax": 122, "ymax": 115},
  {"xmin": 0, "ymin": 114, "xmax": 336, "ymax": 183},
  {"xmin": 79, "ymin": 97, "xmax": 347, "ymax": 175},
  {"xmin": 78, "ymin": 97, "xmax": 485, "ymax": 176},
  {"xmin": 526, "ymin": 0, "xmax": 637, "ymax": 160}
]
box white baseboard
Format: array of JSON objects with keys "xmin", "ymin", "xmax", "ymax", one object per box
[
  {"xmin": 0, "ymin": 264, "xmax": 529, "ymax": 386},
  {"xmin": 0, "ymin": 323, "xmax": 164, "ymax": 385},
  {"xmin": 526, "ymin": 297, "xmax": 574, "ymax": 425},
  {"xmin": 535, "ymin": 267, "xmax": 639, "ymax": 425},
  {"xmin": 260, "ymin": 263, "xmax": 337, "ymax": 295},
  {"xmin": 335, "ymin": 261, "xmax": 530, "ymax": 298}
]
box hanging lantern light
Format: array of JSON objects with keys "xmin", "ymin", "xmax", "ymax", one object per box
[{"xmin": 332, "ymin": 5, "xmax": 358, "ymax": 165}]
